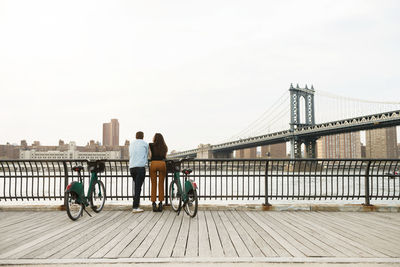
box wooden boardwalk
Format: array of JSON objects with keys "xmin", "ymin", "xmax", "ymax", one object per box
[{"xmin": 0, "ymin": 210, "xmax": 400, "ymax": 264}]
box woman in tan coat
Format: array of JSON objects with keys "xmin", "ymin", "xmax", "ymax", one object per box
[{"xmin": 149, "ymin": 133, "xmax": 168, "ymax": 212}]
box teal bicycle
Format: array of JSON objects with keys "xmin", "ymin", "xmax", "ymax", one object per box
[
  {"xmin": 64, "ymin": 160, "xmax": 106, "ymax": 221},
  {"xmin": 167, "ymin": 159, "xmax": 198, "ymax": 218}
]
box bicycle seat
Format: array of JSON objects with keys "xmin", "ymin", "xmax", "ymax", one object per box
[
  {"xmin": 182, "ymin": 169, "xmax": 192, "ymax": 175},
  {"xmin": 72, "ymin": 166, "xmax": 84, "ymax": 172}
]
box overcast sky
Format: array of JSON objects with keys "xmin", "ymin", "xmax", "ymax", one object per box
[{"xmin": 0, "ymin": 0, "xmax": 399, "ymax": 151}]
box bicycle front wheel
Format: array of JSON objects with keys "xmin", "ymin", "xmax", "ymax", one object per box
[
  {"xmin": 184, "ymin": 189, "xmax": 198, "ymax": 218},
  {"xmin": 66, "ymin": 192, "xmax": 83, "ymax": 221},
  {"xmin": 169, "ymin": 180, "xmax": 182, "ymax": 212},
  {"xmin": 90, "ymin": 180, "xmax": 106, "ymax": 213}
]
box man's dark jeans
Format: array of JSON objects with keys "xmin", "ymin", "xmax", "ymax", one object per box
[{"xmin": 130, "ymin": 167, "xmax": 145, "ymax": 209}]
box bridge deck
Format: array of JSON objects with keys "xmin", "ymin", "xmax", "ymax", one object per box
[{"xmin": 0, "ymin": 210, "xmax": 400, "ymax": 264}]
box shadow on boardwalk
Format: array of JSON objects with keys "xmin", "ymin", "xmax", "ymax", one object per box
[{"xmin": 0, "ymin": 210, "xmax": 400, "ymax": 265}]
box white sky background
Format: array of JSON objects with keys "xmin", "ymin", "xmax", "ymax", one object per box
[{"xmin": 0, "ymin": 0, "xmax": 399, "ymax": 151}]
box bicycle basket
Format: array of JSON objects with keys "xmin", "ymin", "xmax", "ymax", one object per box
[
  {"xmin": 166, "ymin": 160, "xmax": 180, "ymax": 173},
  {"xmin": 88, "ymin": 160, "xmax": 106, "ymax": 173}
]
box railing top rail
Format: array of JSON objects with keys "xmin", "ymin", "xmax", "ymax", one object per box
[
  {"xmin": 0, "ymin": 159, "xmax": 89, "ymax": 162},
  {"xmin": 173, "ymin": 158, "xmax": 400, "ymax": 162},
  {"xmin": 1, "ymin": 158, "xmax": 400, "ymax": 163}
]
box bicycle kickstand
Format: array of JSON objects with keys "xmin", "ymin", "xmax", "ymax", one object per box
[
  {"xmin": 83, "ymin": 206, "xmax": 92, "ymax": 217},
  {"xmin": 177, "ymin": 205, "xmax": 182, "ymax": 216}
]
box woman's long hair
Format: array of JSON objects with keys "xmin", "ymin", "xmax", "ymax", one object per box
[{"xmin": 153, "ymin": 133, "xmax": 168, "ymax": 156}]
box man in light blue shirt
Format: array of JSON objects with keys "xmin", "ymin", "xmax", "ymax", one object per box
[{"xmin": 129, "ymin": 131, "xmax": 149, "ymax": 212}]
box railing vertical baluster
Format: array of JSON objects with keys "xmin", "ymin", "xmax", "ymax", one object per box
[
  {"xmin": 264, "ymin": 160, "xmax": 270, "ymax": 206},
  {"xmin": 63, "ymin": 161, "xmax": 69, "ymax": 208},
  {"xmin": 165, "ymin": 172, "xmax": 169, "ymax": 205},
  {"xmin": 364, "ymin": 160, "xmax": 372, "ymax": 206}
]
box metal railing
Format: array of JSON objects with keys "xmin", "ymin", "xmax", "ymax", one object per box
[{"xmin": 0, "ymin": 159, "xmax": 399, "ymax": 205}]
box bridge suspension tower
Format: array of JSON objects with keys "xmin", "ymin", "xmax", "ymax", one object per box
[{"xmin": 289, "ymin": 83, "xmax": 316, "ymax": 158}]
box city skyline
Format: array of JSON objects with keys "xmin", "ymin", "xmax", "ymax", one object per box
[{"xmin": 1, "ymin": 1, "xmax": 399, "ymax": 151}]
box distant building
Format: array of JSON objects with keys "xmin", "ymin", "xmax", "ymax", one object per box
[
  {"xmin": 316, "ymin": 132, "xmax": 362, "ymax": 158},
  {"xmin": 0, "ymin": 144, "xmax": 20, "ymax": 159},
  {"xmin": 398, "ymin": 143, "xmax": 400, "ymax": 158},
  {"xmin": 235, "ymin": 148, "xmax": 257, "ymax": 158},
  {"xmin": 20, "ymin": 142, "xmax": 121, "ymax": 160},
  {"xmin": 103, "ymin": 119, "xmax": 119, "ymax": 146},
  {"xmin": 365, "ymin": 127, "xmax": 398, "ymax": 158},
  {"xmin": 260, "ymin": 143, "xmax": 287, "ymax": 158},
  {"xmin": 361, "ymin": 145, "xmax": 366, "ymax": 158}
]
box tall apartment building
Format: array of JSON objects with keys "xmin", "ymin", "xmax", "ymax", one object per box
[
  {"xmin": 365, "ymin": 127, "xmax": 398, "ymax": 158},
  {"xmin": 103, "ymin": 119, "xmax": 119, "ymax": 146},
  {"xmin": 316, "ymin": 132, "xmax": 361, "ymax": 158}
]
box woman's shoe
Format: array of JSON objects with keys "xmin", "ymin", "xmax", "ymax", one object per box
[
  {"xmin": 158, "ymin": 202, "xmax": 163, "ymax": 212},
  {"xmin": 152, "ymin": 202, "xmax": 157, "ymax": 212}
]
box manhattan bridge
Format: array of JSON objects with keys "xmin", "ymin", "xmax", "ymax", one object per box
[{"xmin": 170, "ymin": 84, "xmax": 400, "ymax": 159}]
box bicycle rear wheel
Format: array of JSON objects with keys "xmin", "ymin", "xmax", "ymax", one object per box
[
  {"xmin": 90, "ymin": 180, "xmax": 106, "ymax": 213},
  {"xmin": 169, "ymin": 180, "xmax": 181, "ymax": 212},
  {"xmin": 66, "ymin": 192, "xmax": 83, "ymax": 221},
  {"xmin": 184, "ymin": 189, "xmax": 198, "ymax": 218}
]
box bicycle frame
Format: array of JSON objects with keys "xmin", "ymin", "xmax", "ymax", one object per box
[
  {"xmin": 172, "ymin": 170, "xmax": 196, "ymax": 203},
  {"xmin": 65, "ymin": 170, "xmax": 100, "ymax": 207}
]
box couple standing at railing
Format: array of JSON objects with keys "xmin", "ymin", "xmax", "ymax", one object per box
[{"xmin": 129, "ymin": 131, "xmax": 168, "ymax": 213}]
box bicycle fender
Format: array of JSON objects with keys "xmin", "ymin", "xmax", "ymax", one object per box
[
  {"xmin": 184, "ymin": 180, "xmax": 194, "ymax": 194},
  {"xmin": 65, "ymin": 181, "xmax": 84, "ymax": 198}
]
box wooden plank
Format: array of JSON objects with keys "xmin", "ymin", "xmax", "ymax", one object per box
[
  {"xmin": 92, "ymin": 211, "xmax": 151, "ymax": 258},
  {"xmin": 0, "ymin": 216, "xmax": 67, "ymax": 253},
  {"xmin": 255, "ymin": 212, "xmax": 319, "ymax": 257},
  {"xmin": 337, "ymin": 212, "xmax": 400, "ymax": 239},
  {"xmin": 1, "ymin": 213, "xmax": 68, "ymax": 253},
  {"xmin": 30, "ymin": 211, "xmax": 125, "ymax": 259},
  {"xmin": 278, "ymin": 212, "xmax": 349, "ymax": 257},
  {"xmin": 78, "ymin": 211, "xmax": 138, "ymax": 259},
  {"xmin": 197, "ymin": 211, "xmax": 211, "ymax": 258},
  {"xmin": 158, "ymin": 212, "xmax": 184, "ymax": 258},
  {"xmin": 263, "ymin": 212, "xmax": 336, "ymax": 257},
  {"xmin": 211, "ymin": 211, "xmax": 236, "ymax": 257},
  {"xmin": 232, "ymin": 211, "xmax": 278, "ymax": 257},
  {"xmin": 245, "ymin": 211, "xmax": 304, "ymax": 257},
  {"xmin": 306, "ymin": 212, "xmax": 400, "ymax": 257},
  {"xmin": 373, "ymin": 213, "xmax": 400, "ymax": 224},
  {"xmin": 204, "ymin": 211, "xmax": 224, "ymax": 257},
  {"xmin": 0, "ymin": 211, "xmax": 41, "ymax": 225},
  {"xmin": 282, "ymin": 212, "xmax": 372, "ymax": 258},
  {"xmin": 104, "ymin": 211, "xmax": 154, "ymax": 258},
  {"xmin": 132, "ymin": 211, "xmax": 170, "ymax": 258},
  {"xmin": 172, "ymin": 214, "xmax": 190, "ymax": 257},
  {"xmin": 354, "ymin": 212, "xmax": 400, "ymax": 227},
  {"xmin": 0, "ymin": 211, "xmax": 24, "ymax": 223},
  {"xmin": 237, "ymin": 211, "xmax": 288, "ymax": 257},
  {"xmin": 47, "ymin": 211, "xmax": 124, "ymax": 259},
  {"xmin": 0, "ymin": 211, "xmax": 56, "ymax": 238},
  {"xmin": 0, "ymin": 212, "xmax": 44, "ymax": 232},
  {"xmin": 119, "ymin": 212, "xmax": 163, "ymax": 258},
  {"xmin": 318, "ymin": 212, "xmax": 400, "ymax": 243},
  {"xmin": 298, "ymin": 212, "xmax": 387, "ymax": 258},
  {"xmin": 218, "ymin": 211, "xmax": 251, "ymax": 257},
  {"xmin": 0, "ymin": 211, "xmax": 118, "ymax": 259},
  {"xmin": 225, "ymin": 211, "xmax": 263, "ymax": 257},
  {"xmin": 184, "ymin": 214, "xmax": 199, "ymax": 258},
  {"xmin": 144, "ymin": 211, "xmax": 177, "ymax": 258}
]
